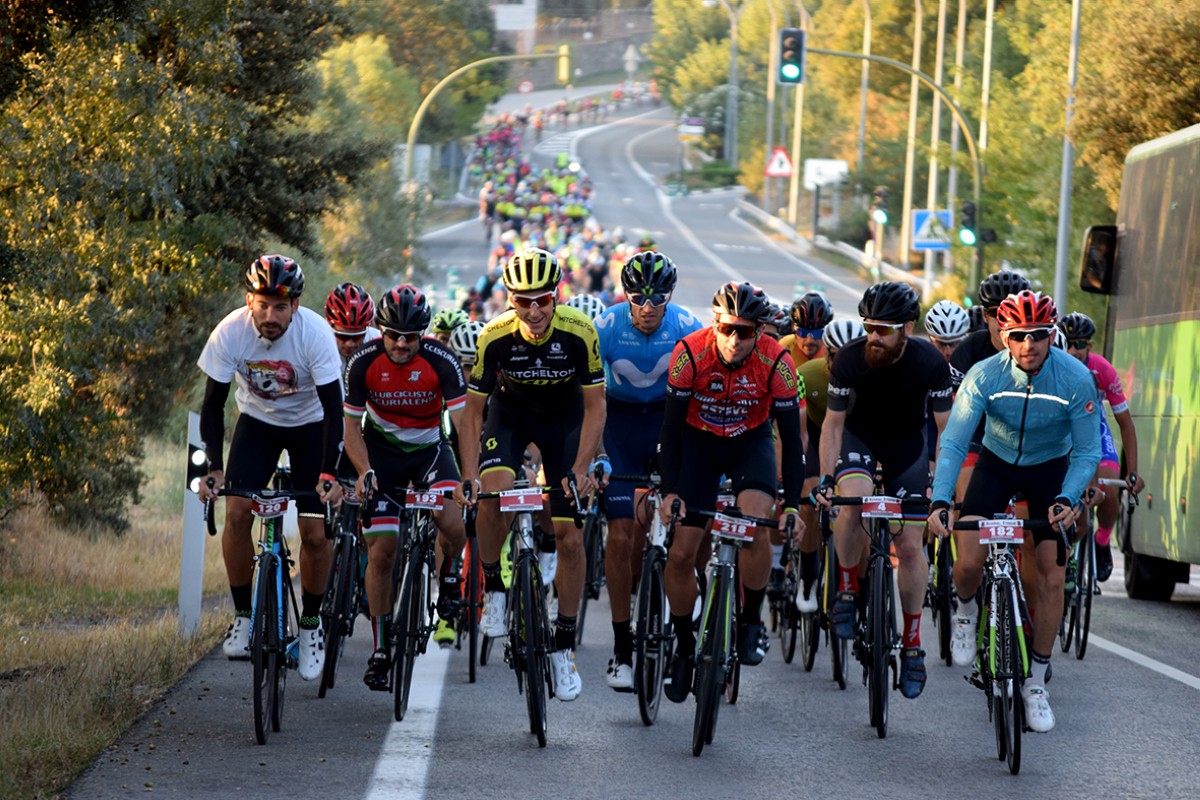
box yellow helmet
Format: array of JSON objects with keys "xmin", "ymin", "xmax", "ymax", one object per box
[{"xmin": 503, "ymin": 248, "xmax": 561, "ymax": 293}]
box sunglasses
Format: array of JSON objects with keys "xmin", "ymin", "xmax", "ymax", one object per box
[
  {"xmin": 381, "ymin": 328, "xmax": 422, "ymax": 343},
  {"xmin": 1004, "ymin": 328, "xmax": 1053, "ymax": 343},
  {"xmin": 629, "ymin": 292, "xmax": 669, "ymax": 308},
  {"xmin": 932, "ymin": 336, "xmax": 965, "ymax": 347},
  {"xmin": 715, "ymin": 322, "xmax": 760, "ymax": 340},
  {"xmin": 1068, "ymin": 339, "xmax": 1090, "ymax": 350},
  {"xmin": 796, "ymin": 327, "xmax": 824, "ymax": 340},
  {"xmin": 511, "ymin": 291, "xmax": 555, "ymax": 309},
  {"xmin": 334, "ymin": 332, "xmax": 366, "ymax": 342},
  {"xmin": 863, "ymin": 322, "xmax": 904, "ymax": 336}
]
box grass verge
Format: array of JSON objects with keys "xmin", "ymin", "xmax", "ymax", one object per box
[{"xmin": 0, "ymin": 435, "xmax": 228, "ymax": 800}]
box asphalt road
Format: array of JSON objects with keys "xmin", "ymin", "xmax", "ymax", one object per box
[{"xmin": 66, "ymin": 104, "xmax": 1200, "ymax": 800}]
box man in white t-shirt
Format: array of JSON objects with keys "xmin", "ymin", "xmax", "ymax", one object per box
[{"xmin": 197, "ymin": 255, "xmax": 343, "ymax": 681}]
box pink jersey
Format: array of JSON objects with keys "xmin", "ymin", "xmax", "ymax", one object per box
[{"xmin": 1084, "ymin": 353, "xmax": 1129, "ymax": 414}]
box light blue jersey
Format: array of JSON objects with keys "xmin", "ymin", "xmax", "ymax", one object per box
[{"xmin": 595, "ymin": 302, "xmax": 702, "ymax": 405}]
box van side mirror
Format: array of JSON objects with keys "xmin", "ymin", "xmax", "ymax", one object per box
[{"xmin": 1079, "ymin": 224, "xmax": 1117, "ymax": 295}]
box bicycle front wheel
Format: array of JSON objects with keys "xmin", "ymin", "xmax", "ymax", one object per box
[
  {"xmin": 318, "ymin": 534, "xmax": 355, "ymax": 698},
  {"xmin": 517, "ymin": 557, "xmax": 549, "ymax": 747},
  {"xmin": 465, "ymin": 537, "xmax": 481, "ymax": 683},
  {"xmin": 824, "ymin": 543, "xmax": 848, "ymax": 689},
  {"xmin": 577, "ymin": 513, "xmax": 604, "ymax": 644},
  {"xmin": 392, "ymin": 553, "xmax": 429, "ymax": 722},
  {"xmin": 867, "ymin": 558, "xmax": 892, "ymax": 739},
  {"xmin": 251, "ymin": 559, "xmax": 277, "ymax": 746},
  {"xmin": 635, "ymin": 549, "xmax": 668, "ymax": 726},
  {"xmin": 994, "ymin": 579, "xmax": 1023, "ymax": 774},
  {"xmin": 692, "ymin": 570, "xmax": 729, "ymax": 757},
  {"xmin": 1075, "ymin": 530, "xmax": 1094, "ymax": 660},
  {"xmin": 934, "ymin": 537, "xmax": 955, "ymax": 667}
]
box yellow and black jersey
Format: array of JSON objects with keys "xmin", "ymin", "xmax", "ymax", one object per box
[{"xmin": 469, "ymin": 304, "xmax": 605, "ymax": 415}]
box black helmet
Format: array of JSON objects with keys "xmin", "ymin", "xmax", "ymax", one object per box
[
  {"xmin": 621, "ymin": 250, "xmax": 678, "ymax": 295},
  {"xmin": 858, "ymin": 281, "xmax": 920, "ymax": 323},
  {"xmin": 1058, "ymin": 312, "xmax": 1096, "ymax": 340},
  {"xmin": 244, "ymin": 254, "xmax": 304, "ymax": 298},
  {"xmin": 790, "ymin": 292, "xmax": 834, "ymax": 330},
  {"xmin": 712, "ymin": 281, "xmax": 770, "ymax": 322},
  {"xmin": 968, "ymin": 304, "xmax": 987, "ymax": 332},
  {"xmin": 978, "ymin": 270, "xmax": 1031, "ymax": 309},
  {"xmin": 376, "ymin": 284, "xmax": 432, "ymax": 332}
]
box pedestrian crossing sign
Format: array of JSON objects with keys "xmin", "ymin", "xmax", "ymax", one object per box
[
  {"xmin": 765, "ymin": 147, "xmax": 793, "ymax": 178},
  {"xmin": 912, "ymin": 209, "xmax": 952, "ymax": 251}
]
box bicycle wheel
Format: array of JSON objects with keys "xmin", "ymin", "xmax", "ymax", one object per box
[
  {"xmin": 577, "ymin": 512, "xmax": 604, "ymax": 644},
  {"xmin": 692, "ymin": 569, "xmax": 729, "ymax": 757},
  {"xmin": 517, "ymin": 557, "xmax": 548, "ymax": 747},
  {"xmin": 635, "ymin": 549, "xmax": 668, "ymax": 726},
  {"xmin": 934, "ymin": 537, "xmax": 955, "ymax": 667},
  {"xmin": 318, "ymin": 534, "xmax": 355, "ymax": 698},
  {"xmin": 994, "ymin": 580, "xmax": 1022, "ymax": 774},
  {"xmin": 465, "ymin": 537, "xmax": 480, "ymax": 683},
  {"xmin": 800, "ymin": 547, "xmax": 823, "ymax": 672},
  {"xmin": 725, "ymin": 657, "xmax": 740, "ymax": 705},
  {"xmin": 823, "ymin": 544, "xmax": 848, "ymax": 690},
  {"xmin": 1075, "ymin": 530, "xmax": 1094, "ymax": 660},
  {"xmin": 780, "ymin": 556, "xmax": 799, "ymax": 665},
  {"xmin": 868, "ymin": 557, "xmax": 892, "ymax": 739},
  {"xmin": 392, "ymin": 552, "xmax": 428, "ymax": 722},
  {"xmin": 251, "ymin": 558, "xmax": 276, "ymax": 745},
  {"xmin": 271, "ymin": 570, "xmax": 291, "ymax": 735}
]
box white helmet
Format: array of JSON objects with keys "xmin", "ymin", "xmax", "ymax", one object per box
[
  {"xmin": 824, "ymin": 319, "xmax": 865, "ymax": 351},
  {"xmin": 924, "ymin": 300, "xmax": 970, "ymax": 341},
  {"xmin": 449, "ymin": 320, "xmax": 485, "ymax": 363},
  {"xmin": 1053, "ymin": 326, "xmax": 1067, "ymax": 350},
  {"xmin": 565, "ymin": 293, "xmax": 607, "ymax": 321}
]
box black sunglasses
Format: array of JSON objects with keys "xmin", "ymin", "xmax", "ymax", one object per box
[{"xmin": 1005, "ymin": 328, "xmax": 1053, "ymax": 343}]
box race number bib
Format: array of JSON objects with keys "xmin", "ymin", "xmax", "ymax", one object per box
[
  {"xmin": 250, "ymin": 496, "xmax": 289, "ymax": 519},
  {"xmin": 715, "ymin": 493, "xmax": 736, "ymax": 513},
  {"xmin": 406, "ymin": 489, "xmax": 445, "ymax": 511},
  {"xmin": 979, "ymin": 518, "xmax": 1024, "ymax": 545},
  {"xmin": 861, "ymin": 496, "xmax": 902, "ymax": 519},
  {"xmin": 711, "ymin": 512, "xmax": 756, "ymax": 542},
  {"xmin": 499, "ymin": 489, "xmax": 544, "ymax": 513}
]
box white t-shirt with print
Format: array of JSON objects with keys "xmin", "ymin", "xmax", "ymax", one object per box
[{"xmin": 198, "ymin": 305, "xmax": 342, "ymax": 427}]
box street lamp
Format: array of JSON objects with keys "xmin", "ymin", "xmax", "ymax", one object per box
[{"xmin": 712, "ymin": 0, "xmax": 744, "ymax": 169}]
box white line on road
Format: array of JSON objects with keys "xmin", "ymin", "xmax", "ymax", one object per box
[
  {"xmin": 1088, "ymin": 634, "xmax": 1200, "ymax": 691},
  {"xmin": 364, "ymin": 645, "xmax": 452, "ymax": 799}
]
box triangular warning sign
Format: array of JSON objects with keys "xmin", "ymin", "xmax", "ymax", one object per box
[
  {"xmin": 914, "ymin": 211, "xmax": 951, "ymax": 244},
  {"xmin": 764, "ymin": 147, "xmax": 793, "ymax": 178}
]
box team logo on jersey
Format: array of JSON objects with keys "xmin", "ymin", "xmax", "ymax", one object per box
[
  {"xmin": 245, "ymin": 360, "xmax": 299, "ymax": 400},
  {"xmin": 1085, "ymin": 400, "xmax": 1095, "ymax": 414},
  {"xmin": 670, "ymin": 351, "xmax": 691, "ymax": 381},
  {"xmin": 409, "ymin": 370, "xmax": 422, "ymax": 382},
  {"xmin": 485, "ymin": 437, "xmax": 498, "ymax": 451},
  {"xmin": 551, "ymin": 342, "xmax": 563, "ymax": 354},
  {"xmin": 708, "ymin": 376, "xmax": 725, "ymax": 394},
  {"xmin": 775, "ymin": 362, "xmax": 796, "ymax": 392}
]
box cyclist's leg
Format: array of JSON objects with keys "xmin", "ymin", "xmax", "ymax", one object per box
[
  {"xmin": 362, "ymin": 501, "xmax": 400, "ymax": 686},
  {"xmin": 476, "ymin": 406, "xmax": 523, "ymax": 566},
  {"xmin": 222, "ymin": 415, "xmax": 283, "ymax": 590},
  {"xmin": 886, "ymin": 458, "xmax": 933, "ymax": 626},
  {"xmin": 535, "ymin": 414, "xmax": 584, "ymax": 637},
  {"xmin": 1093, "ymin": 424, "xmax": 1121, "ymax": 579}
]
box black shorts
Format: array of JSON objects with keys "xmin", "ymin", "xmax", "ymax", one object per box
[
  {"xmin": 360, "ymin": 441, "xmax": 460, "ymax": 538},
  {"xmin": 961, "ymin": 448, "xmax": 1070, "ymax": 545},
  {"xmin": 226, "ymin": 414, "xmax": 325, "ymax": 516},
  {"xmin": 675, "ymin": 423, "xmax": 777, "ymax": 528},
  {"xmin": 480, "ymin": 399, "xmax": 583, "ymax": 519},
  {"xmin": 833, "ymin": 430, "xmax": 929, "ymax": 523}
]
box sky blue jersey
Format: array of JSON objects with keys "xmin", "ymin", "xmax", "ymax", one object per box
[{"xmin": 594, "ymin": 302, "xmax": 702, "ymax": 405}]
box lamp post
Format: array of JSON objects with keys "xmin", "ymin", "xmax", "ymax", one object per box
[
  {"xmin": 897, "ymin": 0, "xmax": 923, "ymax": 267},
  {"xmin": 715, "ymin": 0, "xmax": 743, "ymax": 169},
  {"xmin": 786, "ymin": 3, "xmax": 812, "ymax": 228},
  {"xmin": 1052, "ymin": 0, "xmax": 1083, "ymax": 310},
  {"xmin": 945, "ymin": 0, "xmax": 967, "ymax": 275},
  {"xmin": 857, "ymin": 0, "xmax": 872, "ymax": 175}
]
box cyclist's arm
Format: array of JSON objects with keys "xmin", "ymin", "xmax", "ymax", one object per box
[
  {"xmin": 570, "ymin": 384, "xmax": 607, "ymax": 493},
  {"xmin": 818, "ymin": 407, "xmax": 845, "ymax": 481},
  {"xmin": 1112, "ymin": 408, "xmax": 1141, "ymax": 484},
  {"xmin": 317, "ymin": 380, "xmax": 343, "ymax": 476},
  {"xmin": 342, "ymin": 412, "xmax": 370, "ymax": 477},
  {"xmin": 458, "ymin": 391, "xmax": 488, "ymax": 485},
  {"xmin": 199, "ymin": 377, "xmax": 231, "ymax": 473},
  {"xmin": 1059, "ymin": 384, "xmax": 1103, "ymax": 505},
  {"xmin": 772, "ymin": 400, "xmax": 805, "ymax": 508},
  {"xmin": 656, "ymin": 392, "xmax": 688, "ymax": 498}
]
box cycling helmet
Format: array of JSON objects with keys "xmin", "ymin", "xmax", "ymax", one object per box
[
  {"xmin": 790, "ymin": 292, "xmax": 834, "ymax": 330},
  {"xmin": 968, "ymin": 304, "xmax": 987, "ymax": 332},
  {"xmin": 244, "ymin": 254, "xmax": 304, "ymax": 298},
  {"xmin": 997, "ymin": 290, "xmax": 1057, "ymax": 330},
  {"xmin": 858, "ymin": 281, "xmax": 920, "ymax": 323},
  {"xmin": 449, "ymin": 320, "xmax": 486, "ymax": 362},
  {"xmin": 824, "ymin": 319, "xmax": 865, "ymax": 351},
  {"xmin": 503, "ymin": 247, "xmax": 561, "ymax": 293},
  {"xmin": 978, "ymin": 270, "xmax": 1031, "ymax": 309},
  {"xmin": 621, "ymin": 250, "xmax": 678, "ymax": 295},
  {"xmin": 924, "ymin": 300, "xmax": 970, "ymax": 341},
  {"xmin": 375, "ymin": 284, "xmax": 432, "ymax": 332},
  {"xmin": 565, "ymin": 293, "xmax": 607, "ymax": 321},
  {"xmin": 763, "ymin": 302, "xmax": 789, "ymax": 329},
  {"xmin": 1058, "ymin": 312, "xmax": 1096, "ymax": 340},
  {"xmin": 712, "ymin": 281, "xmax": 770, "ymax": 322},
  {"xmin": 324, "ymin": 282, "xmax": 375, "ymax": 334},
  {"xmin": 431, "ymin": 307, "xmax": 469, "ymax": 335},
  {"xmin": 1053, "ymin": 327, "xmax": 1067, "ymax": 350}
]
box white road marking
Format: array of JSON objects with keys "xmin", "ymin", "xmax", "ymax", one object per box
[
  {"xmin": 1089, "ymin": 634, "xmax": 1200, "ymax": 691},
  {"xmin": 364, "ymin": 645, "xmax": 452, "ymax": 799}
]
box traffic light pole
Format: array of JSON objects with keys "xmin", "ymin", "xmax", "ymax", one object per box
[
  {"xmin": 807, "ymin": 47, "xmax": 986, "ymax": 287},
  {"xmin": 404, "ymin": 50, "xmax": 568, "ymax": 188}
]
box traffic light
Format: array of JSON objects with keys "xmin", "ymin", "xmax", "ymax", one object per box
[
  {"xmin": 556, "ymin": 44, "xmax": 570, "ymax": 85},
  {"xmin": 187, "ymin": 442, "xmax": 209, "ymax": 494},
  {"xmin": 778, "ymin": 28, "xmax": 806, "ymax": 85},
  {"xmin": 871, "ymin": 186, "xmax": 889, "ymax": 225},
  {"xmin": 959, "ymin": 201, "xmax": 977, "ymax": 246}
]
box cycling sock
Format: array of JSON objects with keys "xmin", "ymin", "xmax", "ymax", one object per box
[
  {"xmin": 839, "ymin": 566, "xmax": 859, "ymax": 594},
  {"xmin": 672, "ymin": 613, "xmax": 695, "ymax": 656},
  {"xmin": 771, "ymin": 543, "xmax": 784, "ymax": 567},
  {"xmin": 483, "ymin": 560, "xmax": 505, "ymax": 593},
  {"xmin": 742, "ymin": 587, "xmax": 765, "ymax": 624},
  {"xmin": 1029, "ymin": 651, "xmax": 1051, "ymax": 686},
  {"xmin": 231, "ymin": 583, "xmax": 253, "ymax": 616},
  {"xmin": 902, "ymin": 612, "xmax": 921, "ymax": 647},
  {"xmin": 301, "ymin": 591, "xmax": 323, "ymax": 623},
  {"xmin": 612, "ymin": 620, "xmax": 633, "ymax": 664},
  {"xmin": 1095, "ymin": 525, "xmax": 1113, "ymax": 546},
  {"xmin": 957, "ymin": 595, "xmax": 978, "ymax": 619},
  {"xmin": 372, "ymin": 615, "xmax": 391, "ymax": 652},
  {"xmin": 554, "ymin": 614, "xmax": 577, "ymax": 651},
  {"xmin": 300, "ymin": 614, "xmax": 321, "ymax": 630},
  {"xmin": 800, "ymin": 550, "xmax": 819, "ymax": 585}
]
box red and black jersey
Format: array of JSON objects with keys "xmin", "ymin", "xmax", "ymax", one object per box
[
  {"xmin": 343, "ymin": 337, "xmax": 466, "ymax": 452},
  {"xmin": 665, "ymin": 327, "xmax": 801, "ymax": 437}
]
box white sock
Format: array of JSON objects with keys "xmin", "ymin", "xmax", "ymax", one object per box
[{"xmin": 957, "ymin": 596, "xmax": 978, "ymax": 620}]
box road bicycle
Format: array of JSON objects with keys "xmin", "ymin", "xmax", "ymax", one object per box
[
  {"xmin": 927, "ymin": 528, "xmax": 957, "ymax": 667},
  {"xmin": 206, "ymin": 473, "xmax": 330, "ymax": 745},
  {"xmin": 808, "ymin": 505, "xmax": 849, "ymax": 687},
  {"xmin": 318, "ymin": 478, "xmax": 365, "ymax": 698},
  {"xmin": 576, "ymin": 464, "xmax": 608, "ymax": 645},
  {"xmin": 457, "ymin": 503, "xmax": 483, "ymax": 683}
]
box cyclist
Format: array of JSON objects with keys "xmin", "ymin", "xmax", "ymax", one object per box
[
  {"xmin": 431, "ymin": 308, "xmax": 470, "ymax": 345},
  {"xmin": 197, "ymin": 255, "xmax": 342, "ymax": 679},
  {"xmin": 449, "ymin": 319, "xmax": 486, "ymax": 369},
  {"xmin": 814, "ymin": 281, "xmax": 953, "ymax": 700},
  {"xmin": 928, "ymin": 290, "xmax": 1101, "ymax": 732},
  {"xmin": 593, "ymin": 251, "xmax": 701, "ymax": 691},
  {"xmin": 342, "ymin": 285, "xmax": 469, "ymax": 689},
  {"xmin": 761, "ymin": 302, "xmax": 789, "ymax": 340},
  {"xmin": 924, "ymin": 299, "xmax": 970, "ymax": 361},
  {"xmin": 791, "ymin": 319, "xmax": 865, "ymax": 611},
  {"xmin": 1059, "ymin": 312, "xmax": 1145, "ymax": 580},
  {"xmin": 324, "ymin": 282, "xmax": 380, "ymax": 361},
  {"xmin": 453, "ymin": 248, "xmax": 607, "ymax": 702},
  {"xmin": 565, "ymin": 292, "xmax": 608, "ymax": 323},
  {"xmin": 778, "ymin": 292, "xmax": 832, "ymax": 369},
  {"xmin": 658, "ymin": 281, "xmax": 806, "ymax": 702}
]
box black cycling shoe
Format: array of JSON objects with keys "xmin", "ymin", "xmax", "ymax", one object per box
[
  {"xmin": 1096, "ymin": 542, "xmax": 1114, "ymax": 582},
  {"xmin": 664, "ymin": 652, "xmax": 694, "ymax": 703},
  {"xmin": 363, "ymin": 650, "xmax": 391, "ymax": 692},
  {"xmin": 737, "ymin": 622, "xmax": 766, "ymax": 666},
  {"xmin": 436, "ymin": 575, "xmax": 463, "ymax": 621},
  {"xmin": 766, "ymin": 567, "xmax": 785, "ymax": 600}
]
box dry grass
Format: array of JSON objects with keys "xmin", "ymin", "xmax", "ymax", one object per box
[{"xmin": 0, "ymin": 436, "xmax": 228, "ymax": 800}]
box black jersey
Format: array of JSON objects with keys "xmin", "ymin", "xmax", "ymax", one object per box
[
  {"xmin": 828, "ymin": 336, "xmax": 953, "ymax": 469},
  {"xmin": 949, "ymin": 328, "xmax": 1002, "ymax": 445}
]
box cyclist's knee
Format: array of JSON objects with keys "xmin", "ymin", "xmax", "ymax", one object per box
[{"xmin": 297, "ymin": 517, "xmax": 329, "ymax": 548}]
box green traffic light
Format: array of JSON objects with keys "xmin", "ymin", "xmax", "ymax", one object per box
[
  {"xmin": 871, "ymin": 208, "xmax": 888, "ymax": 225},
  {"xmin": 959, "ymin": 228, "xmax": 977, "ymax": 246},
  {"xmin": 780, "ymin": 64, "xmax": 801, "ymax": 81}
]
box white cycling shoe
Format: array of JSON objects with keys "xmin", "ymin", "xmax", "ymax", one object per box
[
  {"xmin": 222, "ymin": 616, "xmax": 252, "ymax": 660},
  {"xmin": 950, "ymin": 613, "xmax": 978, "ymax": 667},
  {"xmin": 1022, "ymin": 684, "xmax": 1056, "ymax": 732},
  {"xmin": 297, "ymin": 626, "xmax": 325, "ymax": 681},
  {"xmin": 550, "ymin": 649, "xmax": 582, "ymax": 701},
  {"xmin": 481, "ymin": 591, "xmax": 508, "ymax": 637}
]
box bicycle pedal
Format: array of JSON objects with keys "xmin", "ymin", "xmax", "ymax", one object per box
[
  {"xmin": 1094, "ymin": 585, "xmax": 1102, "ymax": 596},
  {"xmin": 966, "ymin": 672, "xmax": 986, "ymax": 691}
]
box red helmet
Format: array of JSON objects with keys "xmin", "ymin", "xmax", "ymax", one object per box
[
  {"xmin": 997, "ymin": 290, "xmax": 1057, "ymax": 330},
  {"xmin": 324, "ymin": 282, "xmax": 375, "ymax": 334}
]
